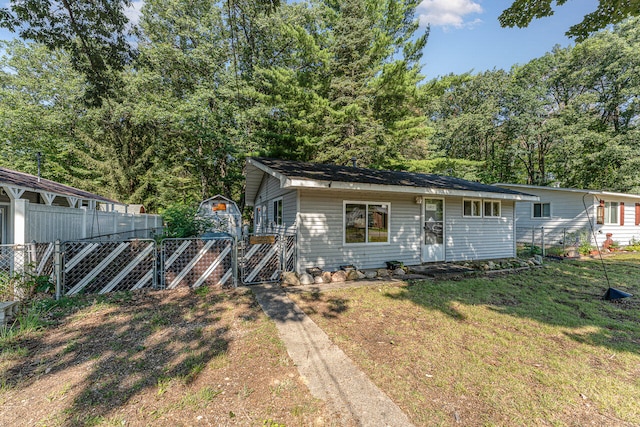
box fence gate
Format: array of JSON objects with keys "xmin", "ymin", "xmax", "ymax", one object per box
[
  {"xmin": 161, "ymin": 237, "xmax": 236, "ymax": 289},
  {"xmin": 240, "ymin": 234, "xmax": 295, "ymax": 285},
  {"xmin": 61, "ymin": 240, "xmax": 157, "ymax": 295}
]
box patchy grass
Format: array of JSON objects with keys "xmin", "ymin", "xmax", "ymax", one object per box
[
  {"xmin": 290, "ymin": 254, "xmax": 640, "ymax": 427},
  {"xmin": 0, "ymin": 287, "xmax": 335, "ymax": 426}
]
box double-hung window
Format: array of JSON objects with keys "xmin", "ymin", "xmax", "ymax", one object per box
[
  {"xmin": 463, "ymin": 199, "xmax": 482, "ymax": 217},
  {"xmin": 604, "ymin": 201, "xmax": 619, "ymax": 225},
  {"xmin": 533, "ymin": 202, "xmax": 551, "ymax": 218},
  {"xmin": 484, "ymin": 201, "xmax": 501, "ymax": 217},
  {"xmin": 344, "ymin": 202, "xmax": 390, "ymax": 244}
]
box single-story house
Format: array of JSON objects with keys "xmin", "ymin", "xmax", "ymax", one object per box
[
  {"xmin": 245, "ymin": 157, "xmax": 539, "ymax": 272},
  {"xmin": 494, "ymin": 184, "xmax": 640, "ymax": 248},
  {"xmin": 0, "ymin": 166, "xmax": 162, "ymax": 244}
]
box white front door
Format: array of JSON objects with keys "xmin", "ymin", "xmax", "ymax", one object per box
[{"xmin": 422, "ymin": 198, "xmax": 445, "ymax": 262}]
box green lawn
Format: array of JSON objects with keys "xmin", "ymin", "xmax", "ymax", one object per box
[{"xmin": 291, "ymin": 254, "xmax": 640, "ymax": 426}]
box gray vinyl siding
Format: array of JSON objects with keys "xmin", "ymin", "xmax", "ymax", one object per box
[
  {"xmin": 513, "ymin": 190, "xmax": 595, "ymax": 245},
  {"xmin": 444, "ymin": 198, "xmax": 516, "ymax": 261},
  {"xmin": 297, "ymin": 190, "xmax": 516, "ymax": 271},
  {"xmin": 297, "ymin": 189, "xmax": 421, "ymax": 271},
  {"xmin": 253, "ymin": 175, "xmax": 297, "ymax": 233}
]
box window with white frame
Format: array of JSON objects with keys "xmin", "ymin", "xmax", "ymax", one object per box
[
  {"xmin": 533, "ymin": 202, "xmax": 551, "ymax": 218},
  {"xmin": 344, "ymin": 202, "xmax": 390, "ymax": 244},
  {"xmin": 273, "ymin": 198, "xmax": 283, "ymax": 226},
  {"xmin": 604, "ymin": 201, "xmax": 619, "ymax": 224},
  {"xmin": 463, "ymin": 199, "xmax": 482, "ymax": 217},
  {"xmin": 484, "ymin": 200, "xmax": 501, "ymax": 217}
]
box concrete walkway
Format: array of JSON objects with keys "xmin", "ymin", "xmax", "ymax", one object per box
[{"xmin": 250, "ymin": 283, "xmax": 414, "ymax": 427}]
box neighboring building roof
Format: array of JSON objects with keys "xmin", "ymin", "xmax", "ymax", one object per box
[
  {"xmin": 246, "ymin": 157, "xmax": 539, "ymax": 205},
  {"xmin": 0, "ymin": 166, "xmax": 119, "ymax": 204},
  {"xmin": 495, "ymin": 183, "xmax": 640, "ymax": 201}
]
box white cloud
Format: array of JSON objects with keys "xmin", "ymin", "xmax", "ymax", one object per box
[
  {"xmin": 417, "ymin": 0, "xmax": 483, "ymax": 29},
  {"xmin": 124, "ymin": 0, "xmax": 144, "ymax": 27}
]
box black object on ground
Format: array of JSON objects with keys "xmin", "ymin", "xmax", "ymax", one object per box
[{"xmin": 603, "ymin": 287, "xmax": 633, "ymax": 300}]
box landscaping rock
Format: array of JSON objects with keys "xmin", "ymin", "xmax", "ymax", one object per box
[
  {"xmin": 314, "ymin": 275, "xmax": 324, "ymax": 284},
  {"xmin": 566, "ymin": 248, "xmax": 578, "ymax": 258},
  {"xmin": 364, "ymin": 271, "xmax": 377, "ymax": 279},
  {"xmin": 376, "ymin": 268, "xmax": 390, "ymax": 277},
  {"xmin": 299, "ymin": 273, "xmax": 313, "ymax": 286},
  {"xmin": 346, "ymin": 270, "xmax": 359, "ymax": 281},
  {"xmin": 321, "ymin": 271, "xmax": 332, "ymax": 283},
  {"xmin": 487, "ymin": 261, "xmax": 496, "ymax": 270},
  {"xmin": 356, "ymin": 270, "xmax": 366, "ymax": 279},
  {"xmin": 281, "ymin": 272, "xmax": 300, "ymax": 286},
  {"xmin": 533, "ymin": 255, "xmax": 543, "ymax": 265},
  {"xmin": 331, "ymin": 270, "xmax": 347, "ymax": 282},
  {"xmin": 393, "ymin": 268, "xmax": 405, "ymax": 276}
]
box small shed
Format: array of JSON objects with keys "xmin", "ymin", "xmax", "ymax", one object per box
[{"xmin": 198, "ymin": 195, "xmax": 242, "ymax": 237}]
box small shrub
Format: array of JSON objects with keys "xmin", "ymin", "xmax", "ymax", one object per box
[
  {"xmin": 159, "ymin": 203, "xmax": 214, "ymax": 239},
  {"xmin": 577, "ymin": 230, "xmax": 595, "ymax": 255},
  {"xmin": 626, "ymin": 236, "xmax": 640, "ymax": 251}
]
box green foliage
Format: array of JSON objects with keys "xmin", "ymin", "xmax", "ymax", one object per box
[
  {"xmin": 624, "ymin": 237, "xmax": 640, "ymax": 251},
  {"xmin": 0, "ymin": 2, "xmax": 638, "ymax": 208},
  {"xmin": 160, "ymin": 203, "xmax": 212, "ymax": 238},
  {"xmin": 0, "ymin": 0, "xmax": 136, "ymax": 104},
  {"xmin": 578, "ymin": 231, "xmax": 596, "ymax": 255},
  {"xmin": 499, "ymin": 0, "xmax": 640, "ymax": 41},
  {"xmin": 0, "ymin": 268, "xmax": 53, "ymax": 303}
]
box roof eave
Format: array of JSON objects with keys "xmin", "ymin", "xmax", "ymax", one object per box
[
  {"xmin": 1, "ymin": 183, "xmax": 120, "ymax": 205},
  {"xmin": 284, "ymin": 179, "xmax": 539, "ymax": 201}
]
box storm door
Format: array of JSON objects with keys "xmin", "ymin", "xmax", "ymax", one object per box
[{"xmin": 422, "ymin": 199, "xmax": 444, "ymax": 262}]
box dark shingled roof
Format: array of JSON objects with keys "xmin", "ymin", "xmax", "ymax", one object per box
[
  {"xmin": 0, "ymin": 166, "xmax": 118, "ymax": 203},
  {"xmin": 253, "ymin": 157, "xmax": 531, "ymax": 196}
]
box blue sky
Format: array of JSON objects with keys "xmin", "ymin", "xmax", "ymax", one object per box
[
  {"xmin": 0, "ymin": 0, "xmax": 600, "ymax": 81},
  {"xmin": 417, "ymin": 0, "xmax": 600, "ymax": 79}
]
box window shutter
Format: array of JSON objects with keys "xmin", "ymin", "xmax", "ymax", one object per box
[
  {"xmin": 620, "ymin": 202, "xmax": 624, "ymax": 226},
  {"xmin": 636, "ymin": 203, "xmax": 640, "ymax": 226}
]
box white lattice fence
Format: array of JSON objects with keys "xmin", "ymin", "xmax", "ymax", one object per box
[
  {"xmin": 61, "ymin": 240, "xmax": 157, "ymax": 295},
  {"xmin": 161, "ymin": 238, "xmax": 236, "ymax": 289},
  {"xmin": 240, "ymin": 234, "xmax": 295, "ymax": 285}
]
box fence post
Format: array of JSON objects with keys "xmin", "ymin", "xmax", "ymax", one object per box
[
  {"xmin": 562, "ymin": 228, "xmax": 566, "ymax": 256},
  {"xmin": 541, "ymin": 227, "xmax": 545, "ymax": 257},
  {"xmin": 232, "ymin": 236, "xmax": 238, "ymax": 288},
  {"xmin": 531, "ymin": 226, "xmax": 535, "ymax": 255},
  {"xmin": 28, "ymin": 240, "xmax": 37, "ymax": 274},
  {"xmin": 54, "ymin": 240, "xmax": 62, "ymax": 300}
]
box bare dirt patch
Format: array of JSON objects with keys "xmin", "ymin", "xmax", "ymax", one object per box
[{"xmin": 0, "ymin": 286, "xmax": 342, "ymax": 426}]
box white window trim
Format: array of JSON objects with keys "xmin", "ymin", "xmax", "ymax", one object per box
[
  {"xmin": 343, "ymin": 200, "xmax": 391, "ymax": 246},
  {"xmin": 462, "ymin": 199, "xmax": 482, "ymax": 218},
  {"xmin": 0, "ymin": 204, "xmax": 7, "ymax": 244},
  {"xmin": 483, "ymin": 200, "xmax": 502, "ymax": 218},
  {"xmin": 255, "ymin": 206, "xmax": 263, "ymax": 230},
  {"xmin": 272, "ymin": 197, "xmax": 283, "ymax": 226},
  {"xmin": 531, "ymin": 202, "xmax": 551, "ymax": 219},
  {"xmin": 604, "ymin": 201, "xmax": 620, "ymax": 225}
]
